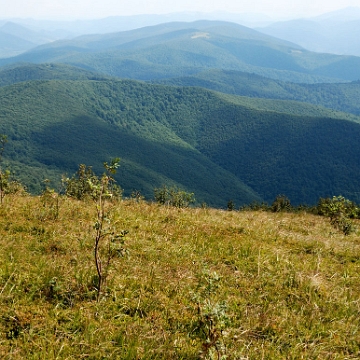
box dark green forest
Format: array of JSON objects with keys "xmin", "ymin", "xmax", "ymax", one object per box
[
  {"xmin": 1, "ymin": 71, "xmax": 360, "ymax": 206},
  {"xmin": 157, "ymin": 69, "xmax": 360, "ymax": 116}
]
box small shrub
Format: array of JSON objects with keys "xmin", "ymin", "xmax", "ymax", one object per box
[
  {"xmin": 317, "ymin": 196, "xmax": 359, "ymax": 218},
  {"xmin": 62, "ymin": 164, "xmax": 98, "ymax": 200},
  {"xmin": 317, "ymin": 196, "xmax": 357, "ymax": 235},
  {"xmin": 271, "ymin": 195, "xmax": 292, "ymax": 213},
  {"xmin": 63, "ymin": 163, "xmax": 122, "ymax": 201},
  {"xmin": 227, "ymin": 200, "xmax": 235, "ymax": 211},
  {"xmin": 130, "ymin": 190, "xmax": 144, "ymax": 202},
  {"xmin": 154, "ymin": 185, "xmax": 195, "ymax": 208}
]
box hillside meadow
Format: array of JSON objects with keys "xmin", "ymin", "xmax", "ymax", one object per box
[{"xmin": 1, "ymin": 194, "xmax": 359, "ymax": 359}]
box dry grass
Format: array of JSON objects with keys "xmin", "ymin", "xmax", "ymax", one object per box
[{"xmin": 0, "ymin": 195, "xmax": 359, "ymax": 359}]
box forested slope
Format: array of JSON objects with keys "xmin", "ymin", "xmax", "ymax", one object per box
[
  {"xmin": 157, "ymin": 69, "xmax": 360, "ymax": 115},
  {"xmin": 0, "ymin": 79, "xmax": 261, "ymax": 206},
  {"xmin": 1, "ymin": 76, "xmax": 360, "ymax": 205},
  {"xmin": 0, "ymin": 63, "xmax": 109, "ymax": 86}
]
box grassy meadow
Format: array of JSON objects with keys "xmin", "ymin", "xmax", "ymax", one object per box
[{"xmin": 0, "ymin": 194, "xmax": 360, "ymax": 359}]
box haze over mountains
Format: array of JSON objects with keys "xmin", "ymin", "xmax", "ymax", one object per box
[
  {"xmin": 1, "ymin": 8, "xmax": 360, "ymax": 207},
  {"xmin": 1, "ymin": 7, "xmax": 360, "ymax": 58},
  {"xmin": 257, "ymin": 7, "xmax": 360, "ymax": 56},
  {"xmin": 2, "ymin": 20, "xmax": 360, "ymax": 84}
]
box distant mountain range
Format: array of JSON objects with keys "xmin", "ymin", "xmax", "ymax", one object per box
[
  {"xmin": 1, "ymin": 7, "xmax": 360, "ymax": 58},
  {"xmin": 257, "ymin": 7, "xmax": 360, "ymax": 56},
  {"xmin": 0, "ymin": 14, "xmax": 271, "ymax": 59},
  {"xmin": 1, "ymin": 20, "xmax": 360, "ymax": 83}
]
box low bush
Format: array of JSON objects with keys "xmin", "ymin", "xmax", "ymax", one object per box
[{"xmin": 154, "ymin": 185, "xmax": 195, "ymax": 208}]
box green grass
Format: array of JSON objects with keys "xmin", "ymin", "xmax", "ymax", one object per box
[{"xmin": 1, "ymin": 194, "xmax": 360, "ymax": 358}]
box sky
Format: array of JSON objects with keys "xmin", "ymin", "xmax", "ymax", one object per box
[{"xmin": 2, "ymin": 0, "xmax": 360, "ymax": 20}]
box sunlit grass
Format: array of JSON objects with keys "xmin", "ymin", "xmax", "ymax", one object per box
[{"xmin": 0, "ymin": 195, "xmax": 359, "ymax": 358}]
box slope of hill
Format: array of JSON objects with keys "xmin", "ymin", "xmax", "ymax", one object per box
[
  {"xmin": 0, "ymin": 22, "xmax": 65, "ymax": 58},
  {"xmin": 4, "ymin": 64, "xmax": 360, "ymax": 118},
  {"xmin": 0, "ymin": 79, "xmax": 262, "ymax": 206},
  {"xmin": 0, "ymin": 22, "xmax": 54, "ymax": 45},
  {"xmin": 1, "ymin": 76, "xmax": 360, "ymax": 205},
  {"xmin": 0, "ymin": 31, "xmax": 36, "ymax": 58},
  {"xmin": 156, "ymin": 69, "xmax": 360, "ymax": 115},
  {"xmin": 0, "ymin": 63, "xmax": 109, "ymax": 86},
  {"xmin": 2, "ymin": 21, "xmax": 360, "ymax": 83}
]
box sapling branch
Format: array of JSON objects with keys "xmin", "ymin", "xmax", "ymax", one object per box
[{"xmin": 86, "ymin": 159, "xmax": 127, "ymax": 302}]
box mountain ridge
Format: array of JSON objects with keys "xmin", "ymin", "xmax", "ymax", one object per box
[{"xmin": 1, "ymin": 20, "xmax": 360, "ymax": 83}]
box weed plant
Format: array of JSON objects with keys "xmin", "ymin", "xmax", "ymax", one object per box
[{"xmin": 0, "ymin": 194, "xmax": 360, "ymax": 358}]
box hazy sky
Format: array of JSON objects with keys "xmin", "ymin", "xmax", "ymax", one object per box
[{"xmin": 2, "ymin": 0, "xmax": 359, "ymax": 20}]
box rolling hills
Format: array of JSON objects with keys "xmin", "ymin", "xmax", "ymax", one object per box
[
  {"xmin": 156, "ymin": 69, "xmax": 360, "ymax": 115},
  {"xmin": 2, "ymin": 20, "xmax": 360, "ymax": 83},
  {"xmin": 1, "ymin": 68, "xmax": 360, "ymax": 206}
]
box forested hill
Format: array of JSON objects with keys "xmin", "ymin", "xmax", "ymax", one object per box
[
  {"xmin": 0, "ymin": 63, "xmax": 109, "ymax": 86},
  {"xmin": 1, "ymin": 76, "xmax": 360, "ymax": 206},
  {"xmin": 3, "ymin": 64, "xmax": 360, "ymax": 117},
  {"xmin": 1, "ymin": 20, "xmax": 360, "ymax": 83},
  {"xmin": 156, "ymin": 69, "xmax": 360, "ymax": 116}
]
